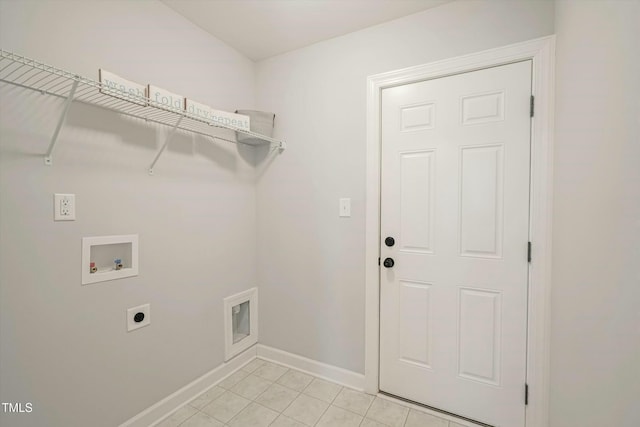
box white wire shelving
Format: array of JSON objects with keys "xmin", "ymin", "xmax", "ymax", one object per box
[{"xmin": 0, "ymin": 49, "xmax": 285, "ymax": 174}]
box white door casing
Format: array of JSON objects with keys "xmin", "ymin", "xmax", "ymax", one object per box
[
  {"xmin": 365, "ymin": 36, "xmax": 555, "ymax": 427},
  {"xmin": 379, "ymin": 61, "xmax": 532, "ymax": 426}
]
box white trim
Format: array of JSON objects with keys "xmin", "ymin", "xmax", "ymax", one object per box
[
  {"xmin": 257, "ymin": 344, "xmax": 366, "ymax": 391},
  {"xmin": 224, "ymin": 287, "xmax": 259, "ymax": 361},
  {"xmin": 119, "ymin": 347, "xmax": 257, "ymax": 427},
  {"xmin": 365, "ymin": 36, "xmax": 555, "ymax": 427}
]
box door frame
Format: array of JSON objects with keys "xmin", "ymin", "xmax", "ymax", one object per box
[{"xmin": 365, "ymin": 36, "xmax": 555, "ymax": 427}]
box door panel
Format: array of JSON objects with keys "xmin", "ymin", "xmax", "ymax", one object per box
[
  {"xmin": 379, "ymin": 61, "xmax": 532, "ymax": 427},
  {"xmin": 459, "ymin": 144, "xmax": 504, "ymax": 258},
  {"xmin": 400, "ymin": 151, "xmax": 435, "ymax": 253},
  {"xmin": 458, "ymin": 287, "xmax": 502, "ymax": 385},
  {"xmin": 398, "ymin": 280, "xmax": 432, "ymax": 368}
]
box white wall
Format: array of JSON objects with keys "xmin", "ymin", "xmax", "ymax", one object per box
[
  {"xmin": 551, "ymin": 1, "xmax": 640, "ymax": 426},
  {"xmin": 0, "ymin": 1, "xmax": 258, "ymax": 426},
  {"xmin": 254, "ymin": 0, "xmax": 554, "ymax": 374},
  {"xmin": 4, "ymin": 1, "xmax": 637, "ymax": 426}
]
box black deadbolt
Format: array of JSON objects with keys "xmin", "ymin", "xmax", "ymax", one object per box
[
  {"xmin": 385, "ymin": 237, "xmax": 395, "ymax": 247},
  {"xmin": 134, "ymin": 312, "xmax": 145, "ymax": 323},
  {"xmin": 383, "ymin": 257, "xmax": 395, "ymax": 268}
]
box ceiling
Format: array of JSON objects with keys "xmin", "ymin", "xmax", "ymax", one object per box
[{"xmin": 161, "ymin": 0, "xmax": 452, "ymax": 61}]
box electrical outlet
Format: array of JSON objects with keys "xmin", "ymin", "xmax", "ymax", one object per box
[
  {"xmin": 54, "ymin": 194, "xmax": 75, "ymax": 221},
  {"xmin": 127, "ymin": 304, "xmax": 150, "ymax": 332}
]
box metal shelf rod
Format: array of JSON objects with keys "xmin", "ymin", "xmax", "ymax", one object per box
[
  {"xmin": 44, "ymin": 79, "xmax": 79, "ymax": 165},
  {"xmin": 148, "ymin": 116, "xmax": 183, "ymax": 175}
]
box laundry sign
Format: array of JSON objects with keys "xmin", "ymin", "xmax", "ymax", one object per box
[
  {"xmin": 148, "ymin": 84, "xmax": 184, "ymax": 111},
  {"xmin": 97, "ymin": 69, "xmax": 249, "ymax": 129},
  {"xmin": 98, "ymin": 70, "xmax": 146, "ymax": 106},
  {"xmin": 185, "ymin": 99, "xmax": 250, "ymax": 131}
]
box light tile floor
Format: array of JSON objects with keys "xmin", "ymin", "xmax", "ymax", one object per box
[{"xmin": 155, "ymin": 358, "xmax": 475, "ymax": 427}]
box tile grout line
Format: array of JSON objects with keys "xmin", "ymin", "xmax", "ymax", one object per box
[
  {"xmin": 255, "ymin": 364, "xmax": 296, "ymax": 427},
  {"xmin": 308, "ymin": 379, "xmax": 344, "ymax": 427},
  {"xmin": 357, "ymin": 394, "xmax": 378, "ymax": 426},
  {"xmin": 169, "ymin": 357, "xmax": 456, "ymax": 427},
  {"xmin": 268, "ymin": 363, "xmax": 318, "ymax": 426},
  {"xmin": 161, "ymin": 357, "xmax": 260, "ymax": 427},
  {"xmin": 259, "ymin": 357, "xmax": 378, "ymax": 426},
  {"xmin": 265, "ymin": 377, "xmax": 301, "ymax": 426},
  {"xmin": 284, "ymin": 371, "xmax": 320, "ymax": 426},
  {"xmin": 400, "ymin": 398, "xmax": 410, "ymax": 427},
  {"xmin": 262, "ymin": 362, "xmax": 298, "ymax": 425},
  {"xmin": 224, "ymin": 363, "xmax": 286, "ymax": 427},
  {"xmin": 214, "ymin": 390, "xmax": 248, "ymax": 426},
  {"xmin": 401, "ymin": 404, "xmax": 409, "ymax": 427},
  {"xmin": 256, "ymin": 360, "xmax": 322, "ymax": 426}
]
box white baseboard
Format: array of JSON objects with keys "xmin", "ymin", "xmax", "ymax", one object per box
[
  {"xmin": 257, "ymin": 344, "xmax": 366, "ymax": 391},
  {"xmin": 119, "ymin": 344, "xmax": 366, "ymax": 427},
  {"xmin": 119, "ymin": 346, "xmax": 257, "ymax": 427}
]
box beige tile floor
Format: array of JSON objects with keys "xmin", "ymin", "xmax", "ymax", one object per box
[{"xmin": 155, "ymin": 358, "xmax": 474, "ymax": 427}]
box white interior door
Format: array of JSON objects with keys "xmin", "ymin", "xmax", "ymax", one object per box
[{"xmin": 379, "ymin": 61, "xmax": 532, "ymax": 427}]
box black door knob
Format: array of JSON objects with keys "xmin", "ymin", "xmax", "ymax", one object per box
[
  {"xmin": 383, "ymin": 257, "xmax": 395, "ymax": 268},
  {"xmin": 385, "ymin": 237, "xmax": 395, "ymax": 247}
]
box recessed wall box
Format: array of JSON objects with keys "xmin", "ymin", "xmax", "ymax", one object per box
[
  {"xmin": 82, "ymin": 235, "xmax": 138, "ymax": 285},
  {"xmin": 224, "ymin": 288, "xmax": 258, "ymax": 361}
]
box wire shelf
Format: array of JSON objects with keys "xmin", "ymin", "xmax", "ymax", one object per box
[{"xmin": 0, "ymin": 49, "xmax": 285, "ymax": 171}]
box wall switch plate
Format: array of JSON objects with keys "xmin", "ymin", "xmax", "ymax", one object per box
[
  {"xmin": 54, "ymin": 193, "xmax": 75, "ymax": 221},
  {"xmin": 127, "ymin": 304, "xmax": 150, "ymax": 332},
  {"xmin": 339, "ymin": 198, "xmax": 351, "ymax": 217}
]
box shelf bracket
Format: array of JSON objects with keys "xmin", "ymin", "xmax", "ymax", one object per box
[
  {"xmin": 44, "ymin": 79, "xmax": 79, "ymax": 165},
  {"xmin": 148, "ymin": 116, "xmax": 184, "ymax": 175}
]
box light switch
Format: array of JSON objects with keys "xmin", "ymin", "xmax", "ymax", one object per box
[{"xmin": 339, "ymin": 198, "xmax": 351, "ymax": 217}]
